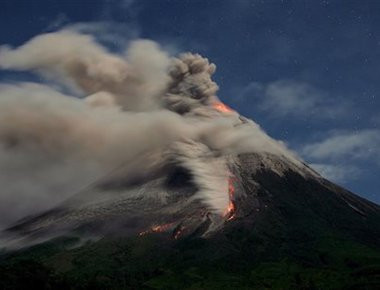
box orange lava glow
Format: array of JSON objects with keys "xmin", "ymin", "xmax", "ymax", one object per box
[
  {"xmin": 225, "ymin": 176, "xmax": 236, "ymax": 221},
  {"xmin": 212, "ymin": 101, "xmax": 233, "ymax": 113},
  {"xmin": 139, "ymin": 222, "xmax": 174, "ymax": 236}
]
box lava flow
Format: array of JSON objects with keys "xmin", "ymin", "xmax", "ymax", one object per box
[
  {"xmin": 212, "ymin": 101, "xmax": 234, "ymax": 113},
  {"xmin": 212, "ymin": 100, "xmax": 236, "ymax": 219},
  {"xmin": 139, "ymin": 222, "xmax": 175, "ymax": 236},
  {"xmin": 139, "ymin": 222, "xmax": 186, "ymax": 240},
  {"xmin": 225, "ymin": 176, "xmax": 236, "ymax": 221}
]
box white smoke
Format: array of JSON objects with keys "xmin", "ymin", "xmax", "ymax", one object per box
[
  {"xmin": 0, "ymin": 30, "xmax": 298, "ymax": 228},
  {"xmin": 168, "ymin": 140, "xmax": 229, "ymax": 213}
]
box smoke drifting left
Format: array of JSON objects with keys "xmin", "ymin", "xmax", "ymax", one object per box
[{"xmin": 0, "ymin": 29, "xmax": 297, "ymax": 229}]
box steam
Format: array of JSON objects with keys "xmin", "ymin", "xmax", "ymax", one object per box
[{"xmin": 0, "ymin": 29, "xmax": 296, "ymax": 228}]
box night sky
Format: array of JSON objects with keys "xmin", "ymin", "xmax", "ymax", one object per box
[{"xmin": 1, "ymin": 0, "xmax": 379, "ymax": 204}]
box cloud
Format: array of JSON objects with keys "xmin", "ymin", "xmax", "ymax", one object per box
[
  {"xmin": 65, "ymin": 21, "xmax": 140, "ymax": 51},
  {"xmin": 299, "ymin": 129, "xmax": 380, "ymax": 184},
  {"xmin": 45, "ymin": 13, "xmax": 70, "ymax": 32},
  {"xmin": 119, "ymin": 0, "xmax": 136, "ymax": 9},
  {"xmin": 310, "ymin": 163, "xmax": 361, "ymax": 183},
  {"xmin": 301, "ymin": 129, "xmax": 380, "ymax": 162},
  {"xmin": 99, "ymin": 0, "xmax": 142, "ymax": 26},
  {"xmin": 237, "ymin": 79, "xmax": 349, "ymax": 119}
]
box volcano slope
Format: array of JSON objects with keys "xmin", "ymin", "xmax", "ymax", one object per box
[{"xmin": 0, "ymin": 150, "xmax": 379, "ymax": 289}]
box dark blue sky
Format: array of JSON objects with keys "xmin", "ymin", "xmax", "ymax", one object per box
[{"xmin": 1, "ymin": 0, "xmax": 379, "ymax": 203}]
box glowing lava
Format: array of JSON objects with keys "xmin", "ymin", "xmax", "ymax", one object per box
[
  {"xmin": 139, "ymin": 222, "xmax": 186, "ymax": 240},
  {"xmin": 212, "ymin": 100, "xmax": 237, "ymax": 220},
  {"xmin": 225, "ymin": 176, "xmax": 236, "ymax": 221},
  {"xmin": 212, "ymin": 101, "xmax": 233, "ymax": 113},
  {"xmin": 139, "ymin": 222, "xmax": 174, "ymax": 236}
]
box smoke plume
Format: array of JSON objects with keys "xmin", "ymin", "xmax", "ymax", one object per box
[{"xmin": 0, "ymin": 29, "xmax": 297, "ymax": 228}]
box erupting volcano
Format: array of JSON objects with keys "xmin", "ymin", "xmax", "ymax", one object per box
[{"xmin": 0, "ymin": 29, "xmax": 379, "ymax": 289}]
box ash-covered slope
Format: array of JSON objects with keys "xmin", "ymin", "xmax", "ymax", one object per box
[{"xmin": 3, "ymin": 148, "xmax": 379, "ymax": 251}]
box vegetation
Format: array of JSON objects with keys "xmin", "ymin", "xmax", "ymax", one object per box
[{"xmin": 1, "ymin": 232, "xmax": 379, "ymax": 289}]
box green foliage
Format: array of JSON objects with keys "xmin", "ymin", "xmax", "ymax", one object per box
[
  {"xmin": 0, "ymin": 233, "xmax": 379, "ymax": 289},
  {"xmin": 0, "ymin": 258, "xmax": 68, "ymax": 289}
]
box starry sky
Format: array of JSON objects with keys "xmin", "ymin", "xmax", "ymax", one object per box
[{"xmin": 0, "ymin": 0, "xmax": 379, "ymax": 204}]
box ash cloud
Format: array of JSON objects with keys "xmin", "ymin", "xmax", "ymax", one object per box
[
  {"xmin": 0, "ymin": 82, "xmax": 200, "ymax": 227},
  {"xmin": 0, "ymin": 30, "xmax": 298, "ymax": 228},
  {"xmin": 0, "ymin": 31, "xmax": 170, "ymax": 111}
]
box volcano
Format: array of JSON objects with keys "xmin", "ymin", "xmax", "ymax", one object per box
[
  {"xmin": 0, "ymin": 32, "xmax": 379, "ymax": 289},
  {"xmin": 1, "ymin": 115, "xmax": 379, "ymax": 289}
]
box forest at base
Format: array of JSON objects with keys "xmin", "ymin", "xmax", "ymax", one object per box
[{"xmin": 1, "ymin": 231, "xmax": 379, "ymax": 290}]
